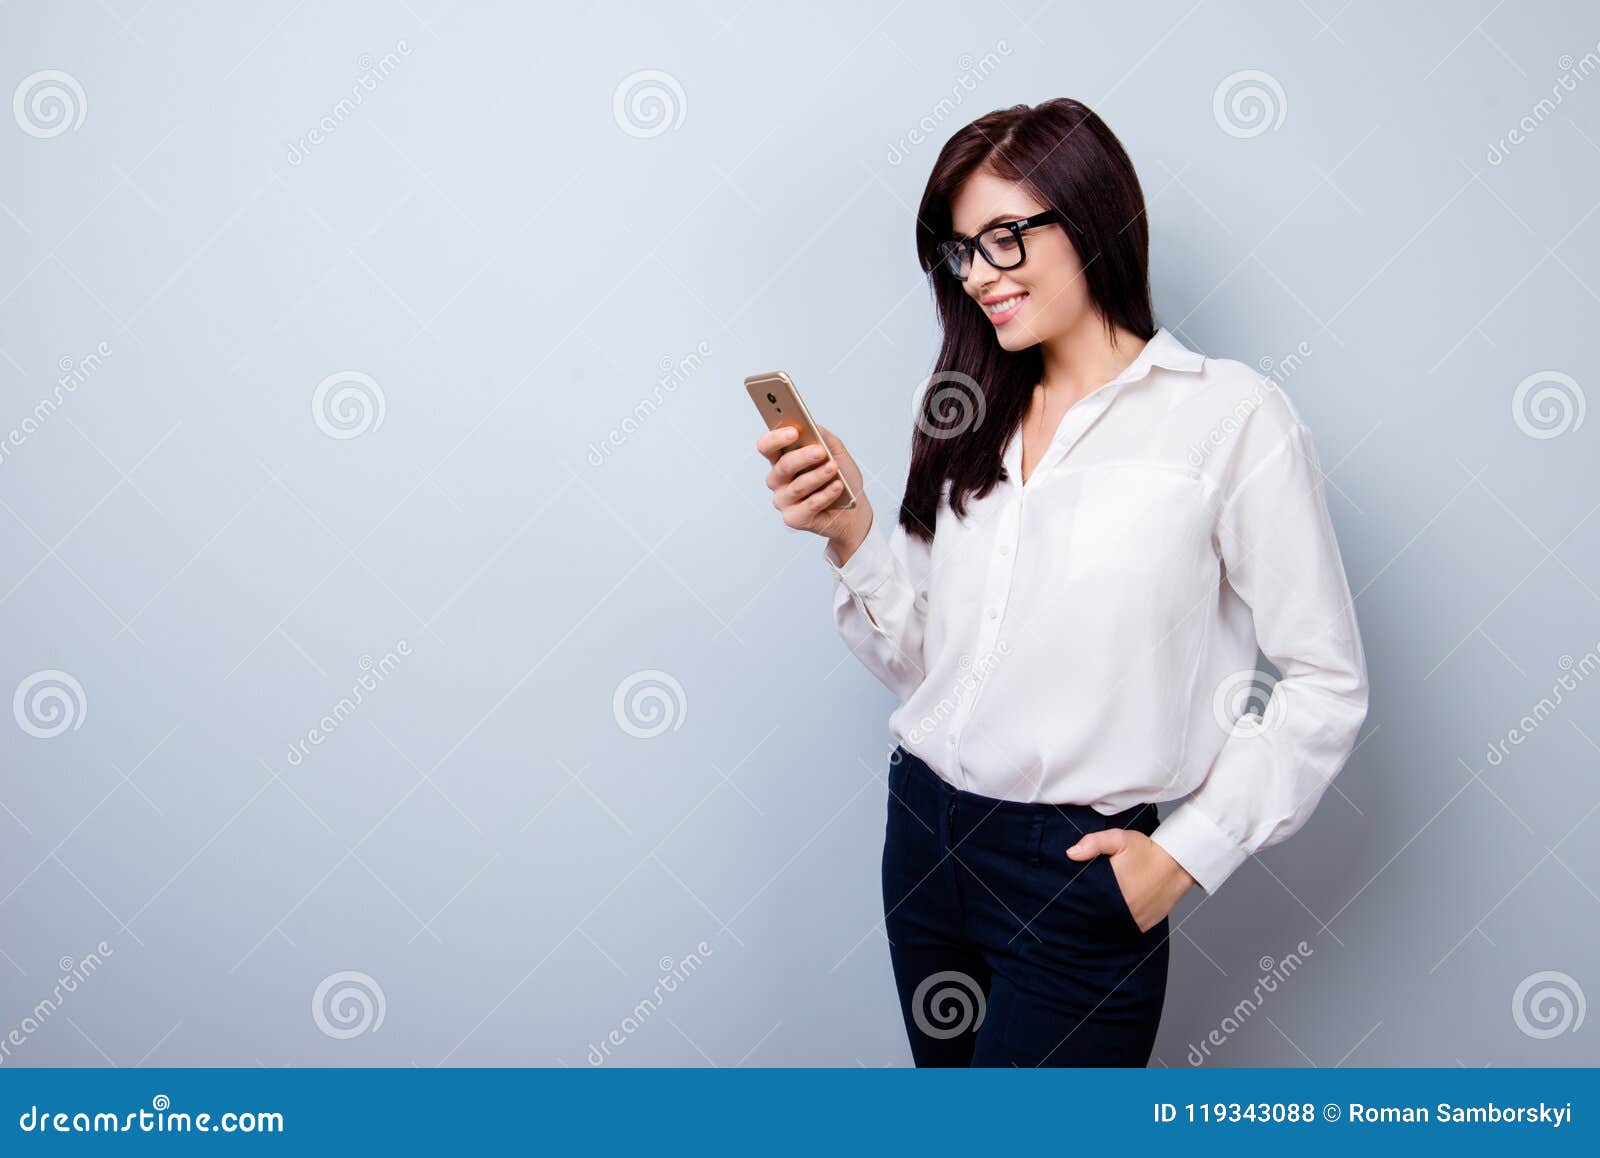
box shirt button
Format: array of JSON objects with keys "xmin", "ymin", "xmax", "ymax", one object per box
[
  {"xmin": 947, "ymin": 734, "xmax": 957, "ymax": 745},
  {"xmin": 988, "ymin": 607, "xmax": 999, "ymax": 620},
  {"xmin": 998, "ymin": 543, "xmax": 1009, "ymax": 556}
]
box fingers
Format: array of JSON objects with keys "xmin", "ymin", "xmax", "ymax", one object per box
[
  {"xmin": 783, "ymin": 475, "xmax": 845, "ymax": 526},
  {"xmin": 765, "ymin": 440, "xmax": 830, "ymax": 492},
  {"xmin": 1065, "ymin": 828, "xmax": 1129, "ymax": 860},
  {"xmin": 756, "ymin": 424, "xmax": 850, "ymax": 532},
  {"xmin": 778, "ymin": 441, "xmax": 829, "ymax": 483},
  {"xmin": 774, "ymin": 457, "xmax": 838, "ymax": 505},
  {"xmin": 755, "ymin": 425, "xmax": 799, "ymax": 464}
]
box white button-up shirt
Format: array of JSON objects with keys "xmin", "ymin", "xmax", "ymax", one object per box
[{"xmin": 823, "ymin": 328, "xmax": 1368, "ymax": 894}]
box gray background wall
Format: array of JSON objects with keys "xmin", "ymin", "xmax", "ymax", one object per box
[{"xmin": 1, "ymin": 0, "xmax": 1596, "ymax": 1067}]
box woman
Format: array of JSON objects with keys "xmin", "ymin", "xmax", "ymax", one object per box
[{"xmin": 755, "ymin": 98, "xmax": 1368, "ymax": 1067}]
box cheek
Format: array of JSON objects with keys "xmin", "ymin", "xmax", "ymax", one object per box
[
  {"xmin": 1030, "ymin": 238, "xmax": 1090, "ymax": 306},
  {"xmin": 1028, "ymin": 265, "xmax": 1092, "ymax": 325}
]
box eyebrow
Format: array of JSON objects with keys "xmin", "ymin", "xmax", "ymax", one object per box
[{"xmin": 951, "ymin": 212, "xmax": 1029, "ymax": 238}]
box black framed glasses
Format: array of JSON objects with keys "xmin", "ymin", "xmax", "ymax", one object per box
[{"xmin": 934, "ymin": 208, "xmax": 1065, "ymax": 281}]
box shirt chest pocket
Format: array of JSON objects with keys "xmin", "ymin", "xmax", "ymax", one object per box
[{"xmin": 1062, "ymin": 464, "xmax": 1215, "ymax": 582}]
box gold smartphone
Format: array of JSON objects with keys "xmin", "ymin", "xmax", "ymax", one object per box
[{"xmin": 745, "ymin": 370, "xmax": 858, "ymax": 511}]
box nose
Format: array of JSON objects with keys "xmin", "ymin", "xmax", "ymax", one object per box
[{"xmin": 968, "ymin": 249, "xmax": 1003, "ymax": 293}]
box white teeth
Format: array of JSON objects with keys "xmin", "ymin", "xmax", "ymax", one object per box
[{"xmin": 985, "ymin": 293, "xmax": 1027, "ymax": 315}]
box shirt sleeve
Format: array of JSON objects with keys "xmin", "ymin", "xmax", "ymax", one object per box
[
  {"xmin": 1151, "ymin": 420, "xmax": 1370, "ymax": 895},
  {"xmin": 822, "ymin": 510, "xmax": 931, "ymax": 704}
]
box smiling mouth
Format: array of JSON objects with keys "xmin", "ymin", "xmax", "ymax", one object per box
[{"xmin": 984, "ymin": 292, "xmax": 1028, "ymax": 322}]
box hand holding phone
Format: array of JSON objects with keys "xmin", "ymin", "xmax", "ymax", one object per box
[
  {"xmin": 748, "ymin": 371, "xmax": 872, "ymax": 556},
  {"xmin": 746, "ymin": 371, "xmax": 858, "ymax": 510}
]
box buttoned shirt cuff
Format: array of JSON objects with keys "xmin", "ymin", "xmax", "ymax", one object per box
[
  {"xmin": 822, "ymin": 515, "xmax": 893, "ymax": 598},
  {"xmin": 1150, "ymin": 803, "xmax": 1252, "ymax": 896}
]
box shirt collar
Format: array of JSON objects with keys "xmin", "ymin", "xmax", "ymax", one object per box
[
  {"xmin": 999, "ymin": 328, "xmax": 1205, "ymax": 485},
  {"xmin": 1111, "ymin": 326, "xmax": 1205, "ymax": 385}
]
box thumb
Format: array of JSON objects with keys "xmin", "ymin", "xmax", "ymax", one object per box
[{"xmin": 1065, "ymin": 828, "xmax": 1128, "ymax": 861}]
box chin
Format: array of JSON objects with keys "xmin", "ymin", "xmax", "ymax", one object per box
[{"xmin": 995, "ymin": 318, "xmax": 1045, "ymax": 350}]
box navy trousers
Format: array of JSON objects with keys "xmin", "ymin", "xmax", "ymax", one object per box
[{"xmin": 881, "ymin": 745, "xmax": 1169, "ymax": 1067}]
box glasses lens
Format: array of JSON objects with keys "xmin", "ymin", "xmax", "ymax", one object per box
[
  {"xmin": 937, "ymin": 240, "xmax": 970, "ymax": 279},
  {"xmin": 978, "ymin": 225, "xmax": 1023, "ymax": 269}
]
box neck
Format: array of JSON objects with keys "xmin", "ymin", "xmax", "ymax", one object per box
[{"xmin": 1037, "ymin": 315, "xmax": 1147, "ymax": 404}]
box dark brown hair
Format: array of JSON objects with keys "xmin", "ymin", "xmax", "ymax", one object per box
[{"xmin": 900, "ymin": 98, "xmax": 1155, "ymax": 542}]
